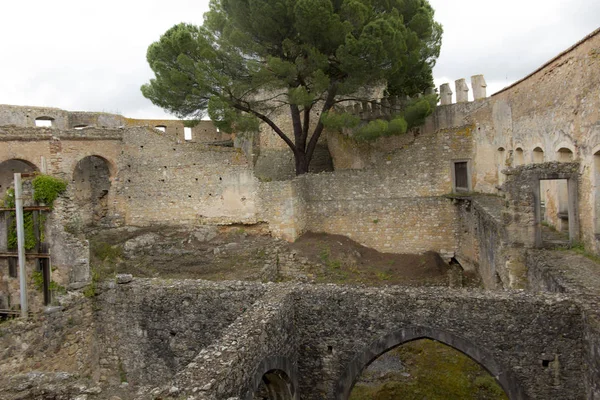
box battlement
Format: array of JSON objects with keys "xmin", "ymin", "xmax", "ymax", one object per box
[
  {"xmin": 439, "ymin": 74, "xmax": 487, "ymax": 105},
  {"xmin": 334, "ymin": 88, "xmax": 436, "ymax": 121}
]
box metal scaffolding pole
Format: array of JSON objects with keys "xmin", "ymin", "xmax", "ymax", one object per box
[{"xmin": 14, "ymin": 173, "xmax": 28, "ymax": 318}]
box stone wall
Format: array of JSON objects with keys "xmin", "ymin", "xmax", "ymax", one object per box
[
  {"xmin": 95, "ymin": 279, "xmax": 265, "ymax": 387},
  {"xmin": 116, "ymin": 127, "xmax": 258, "ymax": 226},
  {"xmin": 0, "ymin": 279, "xmax": 594, "ymax": 400},
  {"xmin": 293, "ymin": 285, "xmax": 585, "ymax": 400}
]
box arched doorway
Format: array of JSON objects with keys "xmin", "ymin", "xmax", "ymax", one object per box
[
  {"xmin": 336, "ymin": 327, "xmax": 522, "ymax": 400},
  {"xmin": 253, "ymin": 369, "xmax": 296, "ymax": 400},
  {"xmin": 72, "ymin": 156, "xmax": 112, "ymax": 226},
  {"xmin": 0, "ymin": 159, "xmax": 38, "ymax": 193}
]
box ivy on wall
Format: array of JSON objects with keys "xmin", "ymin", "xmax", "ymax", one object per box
[{"xmin": 2, "ymin": 174, "xmax": 67, "ymax": 250}]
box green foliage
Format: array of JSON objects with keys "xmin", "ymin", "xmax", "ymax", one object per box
[
  {"xmin": 31, "ymin": 270, "xmax": 66, "ymax": 295},
  {"xmin": 2, "ymin": 188, "xmax": 15, "ymax": 208},
  {"xmin": 32, "ymin": 175, "xmax": 67, "ymax": 207},
  {"xmin": 350, "ymin": 339, "xmax": 507, "ymax": 400},
  {"xmin": 142, "ymin": 0, "xmax": 443, "ymax": 173},
  {"xmin": 183, "ymin": 119, "xmax": 201, "ymax": 128}
]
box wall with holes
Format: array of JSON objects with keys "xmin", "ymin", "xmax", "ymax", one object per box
[{"xmin": 116, "ymin": 127, "xmax": 257, "ymax": 226}]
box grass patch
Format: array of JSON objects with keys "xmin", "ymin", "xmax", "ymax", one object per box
[
  {"xmin": 350, "ymin": 339, "xmax": 507, "ymax": 400},
  {"xmin": 558, "ymin": 241, "xmax": 600, "ymax": 264}
]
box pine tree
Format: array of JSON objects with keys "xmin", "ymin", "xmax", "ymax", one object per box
[{"xmin": 142, "ymin": 0, "xmax": 442, "ymax": 175}]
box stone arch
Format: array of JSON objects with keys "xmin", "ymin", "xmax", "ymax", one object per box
[
  {"xmin": 246, "ymin": 356, "xmax": 297, "ymax": 400},
  {"xmin": 514, "ymin": 146, "xmax": 525, "ymax": 166},
  {"xmin": 0, "ymin": 158, "xmax": 39, "ymax": 192},
  {"xmin": 555, "ymin": 144, "xmax": 575, "ymax": 161},
  {"xmin": 335, "ymin": 326, "xmax": 523, "ymax": 400},
  {"xmin": 72, "ymin": 155, "xmax": 114, "ymax": 226},
  {"xmin": 532, "ymin": 146, "xmax": 545, "ymax": 163}
]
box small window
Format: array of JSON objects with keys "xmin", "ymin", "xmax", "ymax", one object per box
[
  {"xmin": 35, "ymin": 117, "xmax": 54, "ymax": 127},
  {"xmin": 74, "ymin": 125, "xmax": 88, "ymax": 130},
  {"xmin": 453, "ymin": 160, "xmax": 470, "ymax": 192},
  {"xmin": 155, "ymin": 125, "xmax": 167, "ymax": 133},
  {"xmin": 184, "ymin": 127, "xmax": 192, "ymax": 141}
]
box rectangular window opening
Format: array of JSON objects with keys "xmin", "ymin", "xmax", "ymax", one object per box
[
  {"xmin": 184, "ymin": 127, "xmax": 192, "ymax": 141},
  {"xmin": 453, "ymin": 161, "xmax": 470, "ymax": 192}
]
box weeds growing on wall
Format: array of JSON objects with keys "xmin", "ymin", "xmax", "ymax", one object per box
[
  {"xmin": 32, "ymin": 175, "xmax": 67, "ymax": 207},
  {"xmin": 3, "ymin": 175, "xmax": 67, "ymax": 250}
]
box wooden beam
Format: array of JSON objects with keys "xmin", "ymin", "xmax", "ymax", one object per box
[
  {"xmin": 0, "ymin": 206, "xmax": 51, "ymax": 211},
  {"xmin": 0, "ymin": 252, "xmax": 51, "ymax": 259}
]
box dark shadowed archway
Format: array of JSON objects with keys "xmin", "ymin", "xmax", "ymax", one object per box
[
  {"xmin": 247, "ymin": 356, "xmax": 298, "ymax": 400},
  {"xmin": 335, "ymin": 326, "xmax": 526, "ymax": 400},
  {"xmin": 0, "ymin": 159, "xmax": 39, "ymax": 192},
  {"xmin": 72, "ymin": 155, "xmax": 114, "ymax": 226}
]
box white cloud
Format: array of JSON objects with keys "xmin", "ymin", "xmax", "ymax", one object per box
[{"xmin": 0, "ymin": 0, "xmax": 597, "ymax": 118}]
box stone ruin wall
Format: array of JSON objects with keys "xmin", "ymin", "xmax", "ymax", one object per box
[
  {"xmin": 466, "ymin": 29, "xmax": 600, "ymax": 252},
  {"xmin": 2, "ymin": 280, "xmax": 588, "ymax": 399}
]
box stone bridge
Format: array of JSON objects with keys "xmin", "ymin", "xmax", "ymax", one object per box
[{"xmin": 95, "ymin": 279, "xmax": 590, "ymax": 399}]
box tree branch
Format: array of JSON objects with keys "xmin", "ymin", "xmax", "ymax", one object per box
[
  {"xmin": 306, "ymin": 84, "xmax": 338, "ymax": 161},
  {"xmin": 232, "ymin": 102, "xmax": 296, "ymax": 151}
]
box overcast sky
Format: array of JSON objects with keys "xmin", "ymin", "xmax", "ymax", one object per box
[{"xmin": 0, "ymin": 0, "xmax": 598, "ymax": 119}]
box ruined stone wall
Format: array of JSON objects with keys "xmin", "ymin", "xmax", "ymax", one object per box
[
  {"xmin": 116, "ymin": 127, "xmax": 258, "ymax": 226},
  {"xmin": 295, "ymin": 124, "xmax": 476, "ymax": 255},
  {"xmin": 95, "ymin": 279, "xmax": 265, "ymax": 387},
  {"xmin": 293, "ymin": 285, "xmax": 585, "ymax": 400},
  {"xmin": 465, "ymin": 30, "xmax": 600, "ymax": 252}
]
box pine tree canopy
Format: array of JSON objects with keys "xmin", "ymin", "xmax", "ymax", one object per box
[{"xmin": 142, "ymin": 0, "xmax": 442, "ymax": 175}]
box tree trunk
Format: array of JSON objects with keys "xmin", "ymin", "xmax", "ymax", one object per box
[{"xmin": 294, "ymin": 150, "xmax": 310, "ymax": 175}]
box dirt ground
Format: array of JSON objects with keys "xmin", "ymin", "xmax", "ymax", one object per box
[{"xmin": 88, "ymin": 225, "xmax": 466, "ymax": 287}]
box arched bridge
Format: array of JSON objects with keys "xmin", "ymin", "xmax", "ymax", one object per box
[{"xmin": 95, "ymin": 280, "xmax": 589, "ymax": 399}]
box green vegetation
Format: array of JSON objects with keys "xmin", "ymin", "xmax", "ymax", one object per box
[
  {"xmin": 350, "ymin": 339, "xmax": 507, "ymax": 400},
  {"xmin": 558, "ymin": 241, "xmax": 600, "ymax": 264},
  {"xmin": 3, "ymin": 175, "xmax": 67, "ymax": 250},
  {"xmin": 142, "ymin": 0, "xmax": 442, "ymax": 175},
  {"xmin": 319, "ymin": 246, "xmax": 341, "ymax": 269},
  {"xmin": 118, "ymin": 360, "xmax": 128, "ymax": 383},
  {"xmin": 85, "ymin": 240, "xmax": 124, "ymax": 297},
  {"xmin": 31, "ymin": 270, "xmax": 66, "ymax": 296},
  {"xmin": 32, "ymin": 175, "xmax": 67, "ymax": 207}
]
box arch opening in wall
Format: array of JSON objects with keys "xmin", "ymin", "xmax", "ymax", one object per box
[
  {"xmin": 347, "ymin": 338, "xmax": 508, "ymax": 400},
  {"xmin": 336, "ymin": 327, "xmax": 522, "ymax": 400},
  {"xmin": 253, "ymin": 369, "xmax": 296, "ymax": 400},
  {"xmin": 514, "ymin": 147, "xmax": 524, "ymax": 166},
  {"xmin": 72, "ymin": 156, "xmax": 112, "ymax": 227},
  {"xmin": 0, "ymin": 159, "xmax": 38, "ymax": 192},
  {"xmin": 155, "ymin": 125, "xmax": 167, "ymax": 133},
  {"xmin": 35, "ymin": 116, "xmax": 54, "ymax": 127},
  {"xmin": 532, "ymin": 147, "xmax": 544, "ymax": 163},
  {"xmin": 557, "ymin": 147, "xmax": 574, "ymax": 162},
  {"xmin": 73, "ymin": 124, "xmax": 88, "ymax": 130}
]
